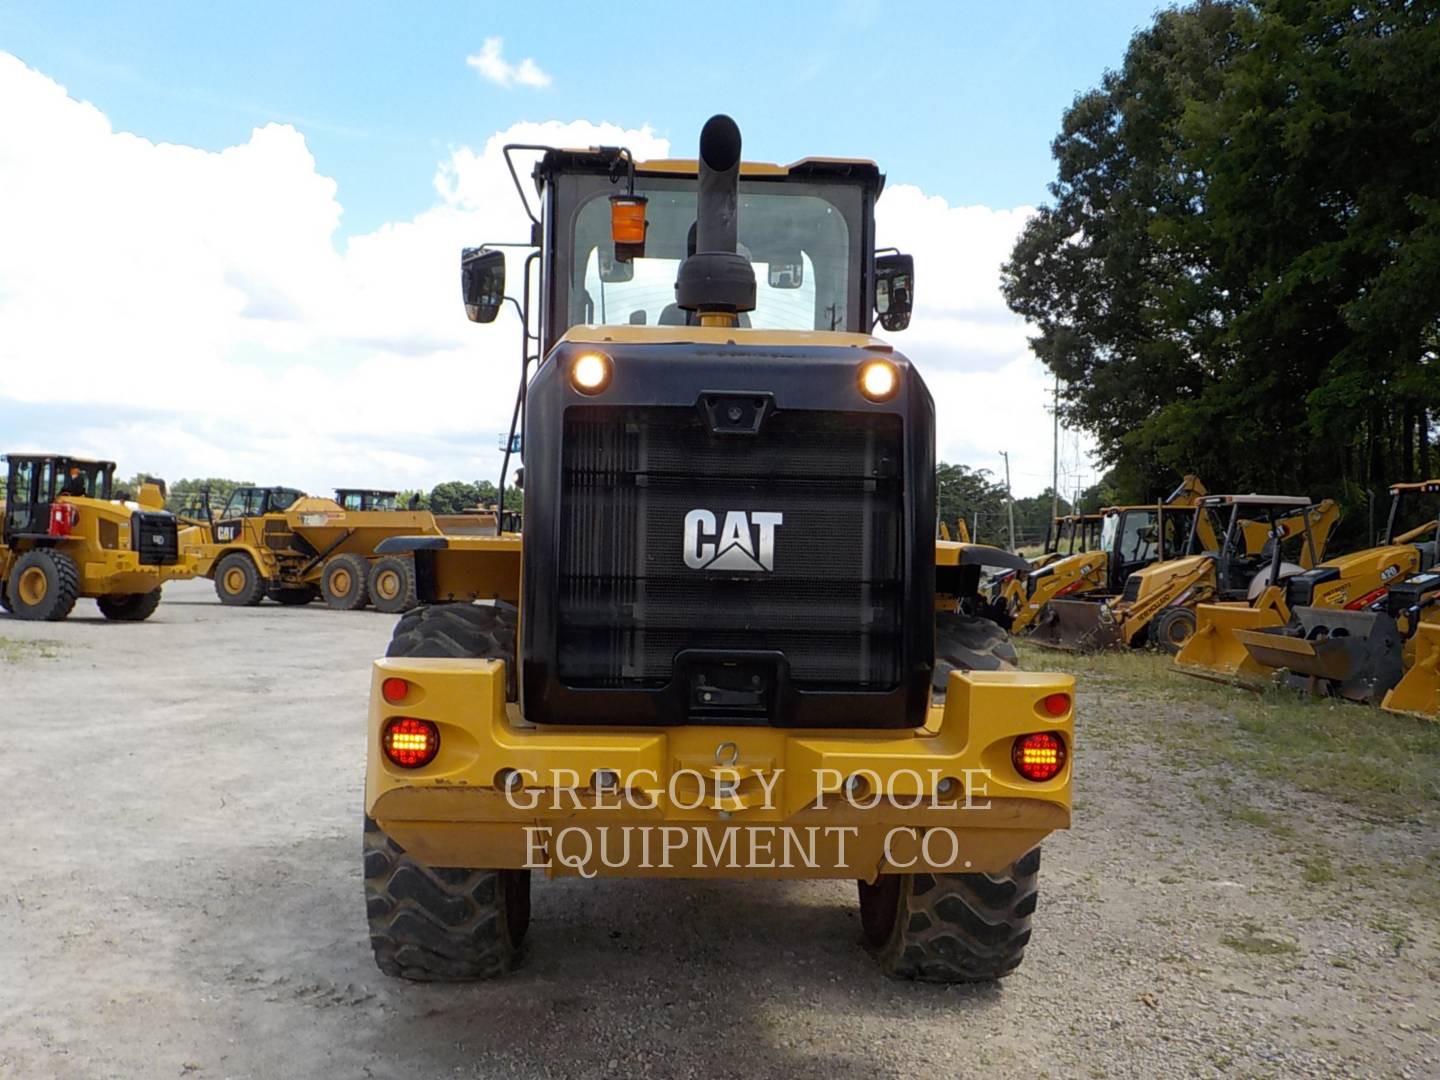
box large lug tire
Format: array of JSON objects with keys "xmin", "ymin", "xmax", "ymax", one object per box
[
  {"xmin": 367, "ymin": 600, "xmax": 526, "ymax": 980},
  {"xmin": 859, "ymin": 848, "xmax": 1042, "ymax": 982},
  {"xmin": 364, "ymin": 815, "xmax": 530, "ymax": 981},
  {"xmin": 214, "ymin": 552, "xmax": 265, "ymax": 606},
  {"xmin": 368, "ymin": 556, "xmax": 417, "ymax": 615},
  {"xmin": 273, "ymin": 587, "xmax": 317, "ymax": 606},
  {"xmin": 321, "ymin": 553, "xmax": 371, "ymax": 611},
  {"xmin": 97, "ymin": 588, "xmax": 163, "ymax": 622},
  {"xmin": 933, "ymin": 611, "xmax": 1019, "ymax": 702},
  {"xmin": 1152, "ymin": 606, "xmax": 1198, "ymax": 655},
  {"xmin": 387, "ymin": 601, "xmax": 518, "ymax": 701},
  {"xmin": 0, "ymin": 576, "xmax": 11, "ymax": 613},
  {"xmin": 7, "ymin": 549, "xmax": 81, "ymax": 621}
]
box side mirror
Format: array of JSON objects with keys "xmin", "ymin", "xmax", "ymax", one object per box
[
  {"xmin": 461, "ymin": 248, "xmax": 506, "ymax": 323},
  {"xmin": 599, "ymin": 248, "xmax": 634, "ymax": 284},
  {"xmin": 874, "ymin": 253, "xmax": 914, "ymax": 332},
  {"xmin": 768, "ymin": 250, "xmax": 804, "ymax": 289}
]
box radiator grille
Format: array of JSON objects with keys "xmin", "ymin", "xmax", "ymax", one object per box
[
  {"xmin": 558, "ymin": 406, "xmax": 904, "ymax": 689},
  {"xmin": 131, "ymin": 511, "xmax": 179, "ymax": 566}
]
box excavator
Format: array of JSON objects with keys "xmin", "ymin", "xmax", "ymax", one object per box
[
  {"xmin": 1030, "ymin": 494, "xmax": 1337, "ymax": 652},
  {"xmin": 1000, "ymin": 475, "xmax": 1209, "ymax": 637},
  {"xmin": 1215, "ymin": 480, "xmax": 1440, "ymax": 711}
]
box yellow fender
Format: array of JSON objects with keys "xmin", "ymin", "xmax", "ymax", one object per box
[
  {"xmin": 1382, "ymin": 621, "xmax": 1440, "ymax": 720},
  {"xmin": 1175, "ymin": 601, "xmax": 1287, "ymax": 679}
]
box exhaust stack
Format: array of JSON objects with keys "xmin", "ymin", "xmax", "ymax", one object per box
[{"xmin": 675, "ymin": 114, "xmax": 756, "ymax": 326}]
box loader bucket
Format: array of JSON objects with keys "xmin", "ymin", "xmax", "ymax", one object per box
[
  {"xmin": 1235, "ymin": 608, "xmax": 1406, "ymax": 705},
  {"xmin": 1175, "ymin": 603, "xmax": 1286, "ymax": 680},
  {"xmin": 1028, "ymin": 597, "xmax": 1125, "ymax": 652},
  {"xmin": 1381, "ymin": 621, "xmax": 1440, "ymax": 720}
]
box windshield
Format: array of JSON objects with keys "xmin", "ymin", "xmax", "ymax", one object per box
[
  {"xmin": 1107, "ymin": 509, "xmax": 1160, "ymax": 563},
  {"xmin": 557, "ymin": 174, "xmax": 864, "ymax": 338}
]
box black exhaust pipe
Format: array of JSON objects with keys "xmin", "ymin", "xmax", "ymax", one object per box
[{"xmin": 676, "ymin": 114, "xmax": 756, "ymax": 321}]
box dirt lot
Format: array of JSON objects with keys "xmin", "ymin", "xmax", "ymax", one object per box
[{"xmin": 2, "ymin": 580, "xmax": 1438, "ymax": 1079}]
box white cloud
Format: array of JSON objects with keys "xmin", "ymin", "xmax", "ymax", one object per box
[
  {"xmin": 875, "ymin": 184, "xmax": 1096, "ymax": 498},
  {"xmin": 0, "ymin": 51, "xmax": 1087, "ymax": 499},
  {"xmin": 465, "ymin": 38, "xmax": 551, "ymax": 89}
]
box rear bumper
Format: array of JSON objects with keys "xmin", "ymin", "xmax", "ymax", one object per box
[{"xmin": 365, "ymin": 662, "xmax": 1074, "ymax": 879}]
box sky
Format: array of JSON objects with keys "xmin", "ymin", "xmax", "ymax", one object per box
[{"xmin": 0, "ymin": 0, "xmax": 1164, "ymax": 502}]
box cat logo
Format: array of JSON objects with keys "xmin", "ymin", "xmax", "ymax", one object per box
[{"xmin": 683, "ymin": 509, "xmax": 783, "ymax": 572}]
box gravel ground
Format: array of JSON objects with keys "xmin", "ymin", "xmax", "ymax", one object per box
[{"xmin": 1, "ymin": 579, "xmax": 1437, "ymax": 1079}]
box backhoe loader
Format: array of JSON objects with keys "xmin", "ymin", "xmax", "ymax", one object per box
[
  {"xmin": 0, "ymin": 453, "xmax": 192, "ymax": 621},
  {"xmin": 1030, "ymin": 494, "xmax": 1336, "ymax": 652},
  {"xmin": 1032, "ymin": 513, "xmax": 1102, "ymax": 571},
  {"xmin": 1177, "ymin": 480, "xmax": 1438, "ymax": 682},
  {"xmin": 998, "ymin": 475, "xmax": 1210, "ymax": 637},
  {"xmin": 361, "ymin": 115, "xmax": 1074, "ymax": 984},
  {"xmin": 1218, "ymin": 480, "xmax": 1440, "ymax": 708}
]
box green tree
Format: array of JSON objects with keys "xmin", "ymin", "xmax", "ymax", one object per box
[
  {"xmin": 427, "ymin": 481, "xmax": 483, "ymax": 515},
  {"xmin": 1003, "ymin": 0, "xmax": 1439, "ymax": 532},
  {"xmin": 936, "ymin": 463, "xmax": 1010, "ymax": 543}
]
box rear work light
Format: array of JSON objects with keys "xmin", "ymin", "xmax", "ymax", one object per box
[
  {"xmin": 1013, "ymin": 732, "xmax": 1066, "ymax": 782},
  {"xmin": 382, "ymin": 717, "xmax": 439, "ymax": 769}
]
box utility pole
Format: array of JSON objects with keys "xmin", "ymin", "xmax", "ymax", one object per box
[
  {"xmin": 1051, "ymin": 374, "xmax": 1060, "ymax": 522},
  {"xmin": 999, "ymin": 449, "xmax": 1017, "ymax": 552}
]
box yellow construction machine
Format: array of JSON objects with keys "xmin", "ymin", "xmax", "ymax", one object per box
[
  {"xmin": 1030, "ymin": 494, "xmax": 1336, "ymax": 652},
  {"xmin": 362, "ymin": 116, "xmax": 1074, "ymax": 983},
  {"xmin": 1213, "ymin": 480, "xmax": 1440, "ymax": 710},
  {"xmin": 1177, "ymin": 480, "xmax": 1438, "ymax": 682},
  {"xmin": 0, "ymin": 453, "xmax": 193, "ymax": 621},
  {"xmin": 1031, "ymin": 513, "xmax": 1102, "ymax": 571},
  {"xmin": 997, "ymin": 475, "xmax": 1210, "ymax": 637},
  {"xmin": 181, "ymin": 485, "xmax": 452, "ymax": 612}
]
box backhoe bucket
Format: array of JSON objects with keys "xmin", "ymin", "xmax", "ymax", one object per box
[
  {"xmin": 1175, "ymin": 603, "xmax": 1285, "ymax": 680},
  {"xmin": 1028, "ymin": 597, "xmax": 1124, "ymax": 652},
  {"xmin": 1235, "ymin": 608, "xmax": 1405, "ymax": 705},
  {"xmin": 1382, "ymin": 621, "xmax": 1440, "ymax": 720}
]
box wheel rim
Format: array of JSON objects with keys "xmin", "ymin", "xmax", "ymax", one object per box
[
  {"xmin": 17, "ymin": 566, "xmax": 48, "ymax": 605},
  {"xmin": 375, "ymin": 570, "xmax": 399, "ymax": 600},
  {"xmin": 331, "ymin": 568, "xmax": 352, "ymax": 595},
  {"xmin": 1169, "ymin": 619, "xmax": 1193, "ymax": 646},
  {"xmin": 223, "ymin": 567, "xmax": 246, "ymax": 594}
]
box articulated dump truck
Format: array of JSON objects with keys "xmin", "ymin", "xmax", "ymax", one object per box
[
  {"xmin": 362, "ymin": 116, "xmax": 1075, "ymax": 983},
  {"xmin": 1, "ymin": 454, "xmax": 193, "ymax": 621},
  {"xmin": 180, "ymin": 486, "xmax": 516, "ymax": 612},
  {"xmin": 1213, "ymin": 480, "xmax": 1440, "ymax": 715}
]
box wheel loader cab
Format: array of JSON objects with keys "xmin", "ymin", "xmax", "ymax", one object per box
[
  {"xmin": 362, "ymin": 116, "xmax": 1074, "ymax": 985},
  {"xmin": 3, "ymin": 455, "xmax": 114, "ymax": 538}
]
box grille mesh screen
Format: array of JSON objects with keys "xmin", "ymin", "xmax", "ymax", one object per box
[{"xmin": 558, "ymin": 406, "xmax": 904, "ymax": 688}]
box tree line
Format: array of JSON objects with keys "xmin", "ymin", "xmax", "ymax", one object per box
[
  {"xmin": 1002, "ymin": 0, "xmax": 1437, "ymax": 544},
  {"xmin": 150, "ymin": 477, "xmax": 520, "ymax": 516}
]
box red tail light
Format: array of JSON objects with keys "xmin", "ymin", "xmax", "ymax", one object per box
[
  {"xmin": 382, "ymin": 717, "xmax": 439, "ymax": 768},
  {"xmin": 48, "ymin": 503, "xmax": 79, "ymax": 537},
  {"xmin": 1013, "ymin": 732, "xmax": 1066, "ymax": 782},
  {"xmin": 381, "ymin": 677, "xmax": 410, "ymax": 704}
]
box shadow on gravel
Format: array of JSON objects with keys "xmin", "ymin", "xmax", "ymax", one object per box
[{"xmin": 189, "ymin": 834, "xmax": 1010, "ymax": 1078}]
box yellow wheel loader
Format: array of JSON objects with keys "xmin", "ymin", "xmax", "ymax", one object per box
[
  {"xmin": 997, "ymin": 475, "xmax": 1211, "ymax": 637},
  {"xmin": 1030, "ymin": 494, "xmax": 1336, "ymax": 652},
  {"xmin": 0, "ymin": 454, "xmax": 193, "ymax": 622},
  {"xmin": 362, "ymin": 116, "xmax": 1074, "ymax": 984},
  {"xmin": 181, "ymin": 485, "xmax": 462, "ymax": 612},
  {"xmin": 1216, "ymin": 481, "xmax": 1440, "ymax": 707}
]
